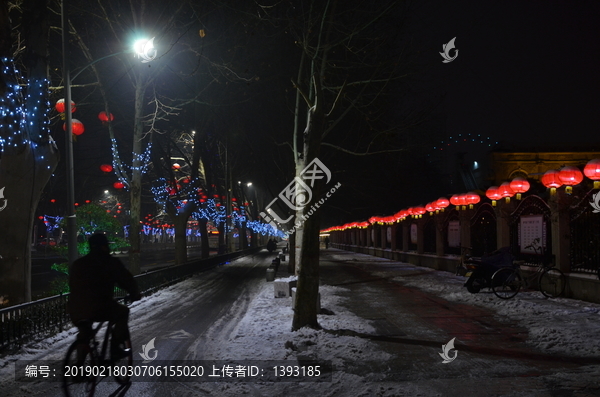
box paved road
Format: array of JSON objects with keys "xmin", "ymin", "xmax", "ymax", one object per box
[{"xmin": 3, "ymin": 250, "xmax": 272, "ymax": 396}]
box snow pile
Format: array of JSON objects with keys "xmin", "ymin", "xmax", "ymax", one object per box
[{"xmin": 201, "ymin": 282, "xmax": 388, "ymax": 365}]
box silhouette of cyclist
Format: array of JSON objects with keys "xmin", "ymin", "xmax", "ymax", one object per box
[{"xmin": 68, "ymin": 233, "xmax": 141, "ymax": 359}]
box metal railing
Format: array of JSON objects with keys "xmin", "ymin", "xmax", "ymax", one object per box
[{"xmin": 0, "ymin": 248, "xmax": 261, "ymax": 352}]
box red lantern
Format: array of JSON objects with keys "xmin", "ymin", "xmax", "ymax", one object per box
[
  {"xmin": 436, "ymin": 197, "xmax": 450, "ymax": 211},
  {"xmin": 541, "ymin": 170, "xmax": 562, "ymax": 193},
  {"xmin": 113, "ymin": 181, "xmax": 125, "ymax": 189},
  {"xmin": 558, "ymin": 166, "xmax": 583, "ymax": 194},
  {"xmin": 486, "ymin": 186, "xmax": 501, "ymax": 206},
  {"xmin": 100, "ymin": 164, "xmax": 113, "ymax": 173},
  {"xmin": 425, "ymin": 202, "xmax": 435, "ymax": 213},
  {"xmin": 509, "ymin": 177, "xmax": 530, "ymax": 200},
  {"xmin": 98, "ymin": 111, "xmax": 114, "ymax": 123},
  {"xmin": 449, "ymin": 194, "xmax": 462, "ymax": 207},
  {"xmin": 413, "ymin": 206, "xmax": 426, "ymax": 217},
  {"xmin": 465, "ymin": 192, "xmax": 480, "ymax": 208},
  {"xmin": 50, "ymin": 199, "xmax": 56, "ymax": 203},
  {"xmin": 498, "ymin": 182, "xmax": 515, "ymax": 203},
  {"xmin": 55, "ymin": 98, "xmax": 76, "ymax": 113},
  {"xmin": 172, "ymin": 163, "xmax": 181, "ymax": 170},
  {"xmin": 63, "ymin": 119, "xmax": 85, "ymax": 136},
  {"xmin": 584, "ymin": 159, "xmax": 600, "ymax": 189}
]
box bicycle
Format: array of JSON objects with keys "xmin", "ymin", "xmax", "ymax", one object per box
[
  {"xmin": 491, "ymin": 241, "xmax": 566, "ymax": 299},
  {"xmin": 455, "ymin": 246, "xmax": 479, "ymax": 276},
  {"xmin": 62, "ymin": 309, "xmax": 133, "ymax": 396}
]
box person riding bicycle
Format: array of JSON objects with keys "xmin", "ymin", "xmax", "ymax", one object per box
[{"xmin": 67, "ymin": 233, "xmax": 141, "ymax": 360}]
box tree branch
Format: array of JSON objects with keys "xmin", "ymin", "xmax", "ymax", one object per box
[{"xmin": 291, "ymin": 78, "xmax": 312, "ymax": 108}]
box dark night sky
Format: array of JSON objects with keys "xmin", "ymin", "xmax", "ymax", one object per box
[{"xmin": 408, "ymin": 0, "xmax": 600, "ymax": 146}]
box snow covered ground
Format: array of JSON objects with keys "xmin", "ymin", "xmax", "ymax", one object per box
[{"xmin": 1, "ymin": 250, "xmax": 600, "ymax": 396}]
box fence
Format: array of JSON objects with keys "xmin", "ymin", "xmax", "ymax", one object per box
[{"xmin": 0, "ymin": 248, "xmax": 261, "ymax": 353}]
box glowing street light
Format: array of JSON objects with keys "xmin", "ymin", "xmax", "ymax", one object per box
[{"xmin": 133, "ymin": 37, "xmax": 157, "ymax": 63}]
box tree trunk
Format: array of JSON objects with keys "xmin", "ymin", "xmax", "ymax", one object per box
[
  {"xmin": 128, "ymin": 75, "xmax": 148, "ymax": 275},
  {"xmin": 199, "ymin": 218, "xmax": 210, "ymax": 258},
  {"xmin": 292, "ymin": 102, "xmax": 325, "ymax": 330},
  {"xmin": 288, "ymin": 228, "xmax": 296, "ymax": 274},
  {"xmin": 0, "ymin": 0, "xmax": 59, "ymax": 305},
  {"xmin": 217, "ymin": 221, "xmax": 225, "ymax": 254},
  {"xmin": 240, "ymin": 223, "xmax": 248, "ymax": 250},
  {"xmin": 174, "ymin": 214, "xmax": 188, "ymax": 265}
]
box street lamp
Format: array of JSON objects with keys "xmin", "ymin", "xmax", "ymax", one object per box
[{"xmin": 61, "ymin": 0, "xmax": 155, "ymax": 265}]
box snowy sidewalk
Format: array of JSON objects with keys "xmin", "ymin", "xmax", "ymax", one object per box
[{"xmin": 193, "ymin": 248, "xmax": 600, "ymax": 396}]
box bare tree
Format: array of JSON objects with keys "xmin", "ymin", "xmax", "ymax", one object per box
[{"xmin": 254, "ymin": 0, "xmax": 408, "ymax": 330}]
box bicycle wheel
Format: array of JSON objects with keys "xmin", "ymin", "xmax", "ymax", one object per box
[
  {"xmin": 63, "ymin": 341, "xmax": 97, "ymax": 397},
  {"xmin": 112, "ymin": 338, "xmax": 133, "ymax": 385},
  {"xmin": 492, "ymin": 268, "xmax": 521, "ymax": 299},
  {"xmin": 539, "ymin": 267, "xmax": 566, "ymax": 298}
]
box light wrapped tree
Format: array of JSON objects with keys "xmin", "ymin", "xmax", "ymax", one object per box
[{"xmin": 0, "ymin": 0, "xmax": 60, "ymax": 305}]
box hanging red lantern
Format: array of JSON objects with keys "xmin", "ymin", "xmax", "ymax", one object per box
[
  {"xmin": 172, "ymin": 163, "xmax": 181, "ymax": 170},
  {"xmin": 465, "ymin": 192, "xmax": 480, "ymax": 209},
  {"xmin": 509, "ymin": 177, "xmax": 530, "ymax": 200},
  {"xmin": 100, "ymin": 164, "xmax": 113, "ymax": 173},
  {"xmin": 584, "ymin": 159, "xmax": 600, "ymax": 189},
  {"xmin": 498, "ymin": 182, "xmax": 515, "ymax": 203},
  {"xmin": 98, "ymin": 111, "xmax": 114, "ymax": 123},
  {"xmin": 558, "ymin": 166, "xmax": 583, "ymax": 194},
  {"xmin": 63, "ymin": 119, "xmax": 85, "ymax": 136},
  {"xmin": 50, "ymin": 199, "xmax": 56, "ymax": 203},
  {"xmin": 436, "ymin": 197, "xmax": 450, "ymax": 212},
  {"xmin": 55, "ymin": 98, "xmax": 76, "ymax": 113},
  {"xmin": 486, "ymin": 186, "xmax": 501, "ymax": 206},
  {"xmin": 425, "ymin": 202, "xmax": 435, "ymax": 213},
  {"xmin": 413, "ymin": 206, "xmax": 426, "ymax": 217},
  {"xmin": 113, "ymin": 181, "xmax": 125, "ymax": 189},
  {"xmin": 449, "ymin": 194, "xmax": 462, "ymax": 208},
  {"xmin": 541, "ymin": 170, "xmax": 562, "ymax": 194}
]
